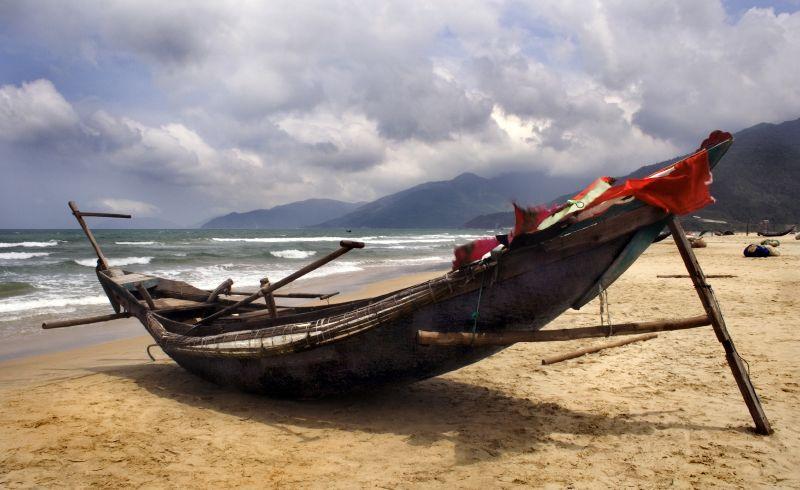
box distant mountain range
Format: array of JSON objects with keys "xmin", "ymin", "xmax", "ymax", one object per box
[
  {"xmin": 202, "ymin": 117, "xmax": 799, "ymax": 230},
  {"xmin": 466, "ymin": 117, "xmax": 800, "ymax": 230},
  {"xmin": 314, "ymin": 172, "xmax": 585, "ymax": 228},
  {"xmin": 201, "ymin": 199, "xmax": 363, "ymax": 229}
]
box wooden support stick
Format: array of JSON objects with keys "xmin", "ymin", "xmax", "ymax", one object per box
[
  {"xmin": 75, "ymin": 211, "xmax": 132, "ymax": 218},
  {"xmin": 260, "ymin": 278, "xmax": 278, "ymax": 319},
  {"xmin": 225, "ymin": 291, "xmax": 340, "ymax": 299},
  {"xmin": 541, "ymin": 333, "xmax": 658, "ymax": 365},
  {"xmin": 417, "ymin": 314, "xmax": 710, "ymax": 346},
  {"xmin": 658, "ymin": 274, "xmax": 736, "ymax": 279},
  {"xmin": 136, "ymin": 283, "xmax": 156, "ymax": 309},
  {"xmin": 195, "ymin": 240, "xmax": 365, "ymax": 325},
  {"xmin": 668, "ymin": 217, "xmax": 772, "ymax": 435},
  {"xmin": 42, "ymin": 312, "xmax": 130, "ymax": 329}
]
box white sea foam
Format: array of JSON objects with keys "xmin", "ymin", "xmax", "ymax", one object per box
[
  {"xmin": 0, "ymin": 240, "xmax": 59, "ymax": 248},
  {"xmin": 115, "ymin": 241, "xmax": 158, "ymax": 245},
  {"xmin": 212, "ymin": 237, "xmax": 344, "ymax": 243},
  {"xmin": 0, "ymin": 295, "xmax": 109, "ymax": 314},
  {"xmin": 270, "ymin": 250, "xmax": 317, "ymax": 259},
  {"xmin": 74, "ymin": 256, "xmax": 153, "ymax": 267},
  {"xmin": 382, "ymin": 256, "xmax": 450, "ymax": 265},
  {"xmin": 0, "ymin": 252, "xmax": 51, "ymax": 260}
]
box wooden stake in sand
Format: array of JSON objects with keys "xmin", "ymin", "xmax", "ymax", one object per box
[{"xmin": 541, "ymin": 333, "xmax": 658, "ymax": 365}]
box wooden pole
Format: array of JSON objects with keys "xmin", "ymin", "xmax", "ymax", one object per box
[
  {"xmin": 195, "ymin": 240, "xmax": 365, "ymax": 325},
  {"xmin": 657, "ymin": 274, "xmax": 737, "ymax": 279},
  {"xmin": 68, "ymin": 201, "xmax": 111, "ymax": 270},
  {"xmin": 260, "ymin": 278, "xmax": 278, "ymax": 319},
  {"xmin": 667, "ymin": 216, "xmax": 772, "ymax": 435},
  {"xmin": 136, "ymin": 283, "xmax": 156, "ymax": 309},
  {"xmin": 42, "ymin": 312, "xmax": 130, "ymax": 329},
  {"xmin": 541, "ymin": 333, "xmax": 658, "ymax": 365},
  {"xmin": 207, "ymin": 278, "xmax": 234, "ymax": 303},
  {"xmin": 417, "ymin": 315, "xmax": 710, "ymax": 346}
]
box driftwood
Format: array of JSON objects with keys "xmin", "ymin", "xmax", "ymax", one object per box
[
  {"xmin": 658, "ymin": 274, "xmax": 736, "ymax": 278},
  {"xmin": 541, "ymin": 333, "xmax": 658, "ymax": 365},
  {"xmin": 417, "ymin": 315, "xmax": 711, "ymax": 346},
  {"xmin": 42, "ymin": 312, "xmax": 130, "ymax": 329}
]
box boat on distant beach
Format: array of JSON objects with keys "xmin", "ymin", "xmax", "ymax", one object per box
[
  {"xmin": 47, "ymin": 131, "xmax": 734, "ymax": 397},
  {"xmin": 757, "ymin": 225, "xmax": 797, "ymax": 237}
]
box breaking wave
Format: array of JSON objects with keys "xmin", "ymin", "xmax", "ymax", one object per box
[
  {"xmin": 0, "ymin": 252, "xmax": 51, "ymax": 260},
  {"xmin": 115, "ymin": 241, "xmax": 158, "ymax": 245},
  {"xmin": 74, "ymin": 256, "xmax": 153, "ymax": 267},
  {"xmin": 270, "ymin": 250, "xmax": 318, "ymax": 259},
  {"xmin": 0, "ymin": 240, "xmax": 59, "ymax": 248},
  {"xmin": 0, "ymin": 295, "xmax": 109, "ymax": 314},
  {"xmin": 212, "ymin": 237, "xmax": 344, "ymax": 243}
]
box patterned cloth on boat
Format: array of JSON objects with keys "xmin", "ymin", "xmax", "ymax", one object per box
[{"xmin": 452, "ymin": 237, "xmax": 500, "ymax": 269}]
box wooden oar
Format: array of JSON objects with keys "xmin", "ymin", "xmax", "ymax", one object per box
[{"xmin": 194, "ymin": 240, "xmax": 365, "ymax": 325}]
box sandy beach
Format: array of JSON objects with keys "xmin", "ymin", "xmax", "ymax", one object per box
[{"xmin": 1, "ymin": 234, "xmax": 798, "ymax": 487}]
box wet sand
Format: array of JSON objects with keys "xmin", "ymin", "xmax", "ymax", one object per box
[{"xmin": 1, "ymin": 235, "xmax": 798, "ymax": 487}]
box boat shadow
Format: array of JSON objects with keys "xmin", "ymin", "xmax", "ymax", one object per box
[{"xmin": 92, "ymin": 361, "xmax": 737, "ymax": 464}]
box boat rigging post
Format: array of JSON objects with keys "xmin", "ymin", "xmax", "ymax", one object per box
[
  {"xmin": 667, "ymin": 216, "xmax": 772, "ymax": 435},
  {"xmin": 194, "ymin": 240, "xmax": 365, "ymax": 325},
  {"xmin": 68, "ymin": 201, "xmax": 131, "ymax": 271},
  {"xmin": 68, "ymin": 201, "xmax": 132, "ymax": 314}
]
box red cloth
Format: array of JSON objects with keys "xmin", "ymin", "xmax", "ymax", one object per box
[
  {"xmin": 452, "ymin": 237, "xmax": 499, "ymax": 269},
  {"xmin": 587, "ymin": 149, "xmax": 714, "ymax": 215},
  {"xmin": 511, "ymin": 202, "xmax": 559, "ymax": 238}
]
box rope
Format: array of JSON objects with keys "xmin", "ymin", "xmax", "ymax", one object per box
[
  {"xmin": 469, "ymin": 274, "xmax": 487, "ymax": 346},
  {"xmin": 599, "ymin": 285, "xmax": 612, "ymax": 336},
  {"xmin": 146, "ymin": 344, "xmax": 159, "ymax": 361}
]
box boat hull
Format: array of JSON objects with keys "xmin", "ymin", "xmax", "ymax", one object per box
[{"xmin": 163, "ymin": 230, "xmax": 639, "ymax": 397}]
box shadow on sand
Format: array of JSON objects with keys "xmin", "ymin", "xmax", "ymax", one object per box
[{"xmin": 92, "ymin": 361, "xmax": 738, "ymax": 464}]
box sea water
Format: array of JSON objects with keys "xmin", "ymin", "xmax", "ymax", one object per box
[{"xmin": 0, "ymin": 228, "xmax": 492, "ymax": 340}]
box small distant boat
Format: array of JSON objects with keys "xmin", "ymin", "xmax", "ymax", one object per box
[
  {"xmin": 758, "ymin": 225, "xmax": 797, "ymax": 237},
  {"xmin": 47, "ymin": 132, "xmax": 735, "ymax": 397}
]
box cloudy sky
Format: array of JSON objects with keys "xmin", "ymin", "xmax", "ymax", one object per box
[{"xmin": 2, "ymin": 0, "xmax": 799, "ymax": 227}]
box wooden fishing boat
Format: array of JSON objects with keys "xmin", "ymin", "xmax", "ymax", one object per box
[
  {"xmin": 757, "ymin": 225, "xmax": 797, "ymax": 237},
  {"xmin": 49, "ymin": 135, "xmax": 734, "ymax": 398}
]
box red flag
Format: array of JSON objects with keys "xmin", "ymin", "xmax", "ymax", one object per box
[{"xmin": 588, "ymin": 149, "xmax": 714, "ymax": 215}]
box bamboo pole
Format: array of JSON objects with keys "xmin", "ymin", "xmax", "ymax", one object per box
[
  {"xmin": 541, "ymin": 333, "xmax": 658, "ymax": 365},
  {"xmin": 195, "ymin": 240, "xmax": 365, "ymax": 325},
  {"xmin": 667, "ymin": 217, "xmax": 772, "ymax": 435},
  {"xmin": 658, "ymin": 274, "xmax": 736, "ymax": 279},
  {"xmin": 42, "ymin": 312, "xmax": 130, "ymax": 329},
  {"xmin": 417, "ymin": 315, "xmax": 710, "ymax": 346}
]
